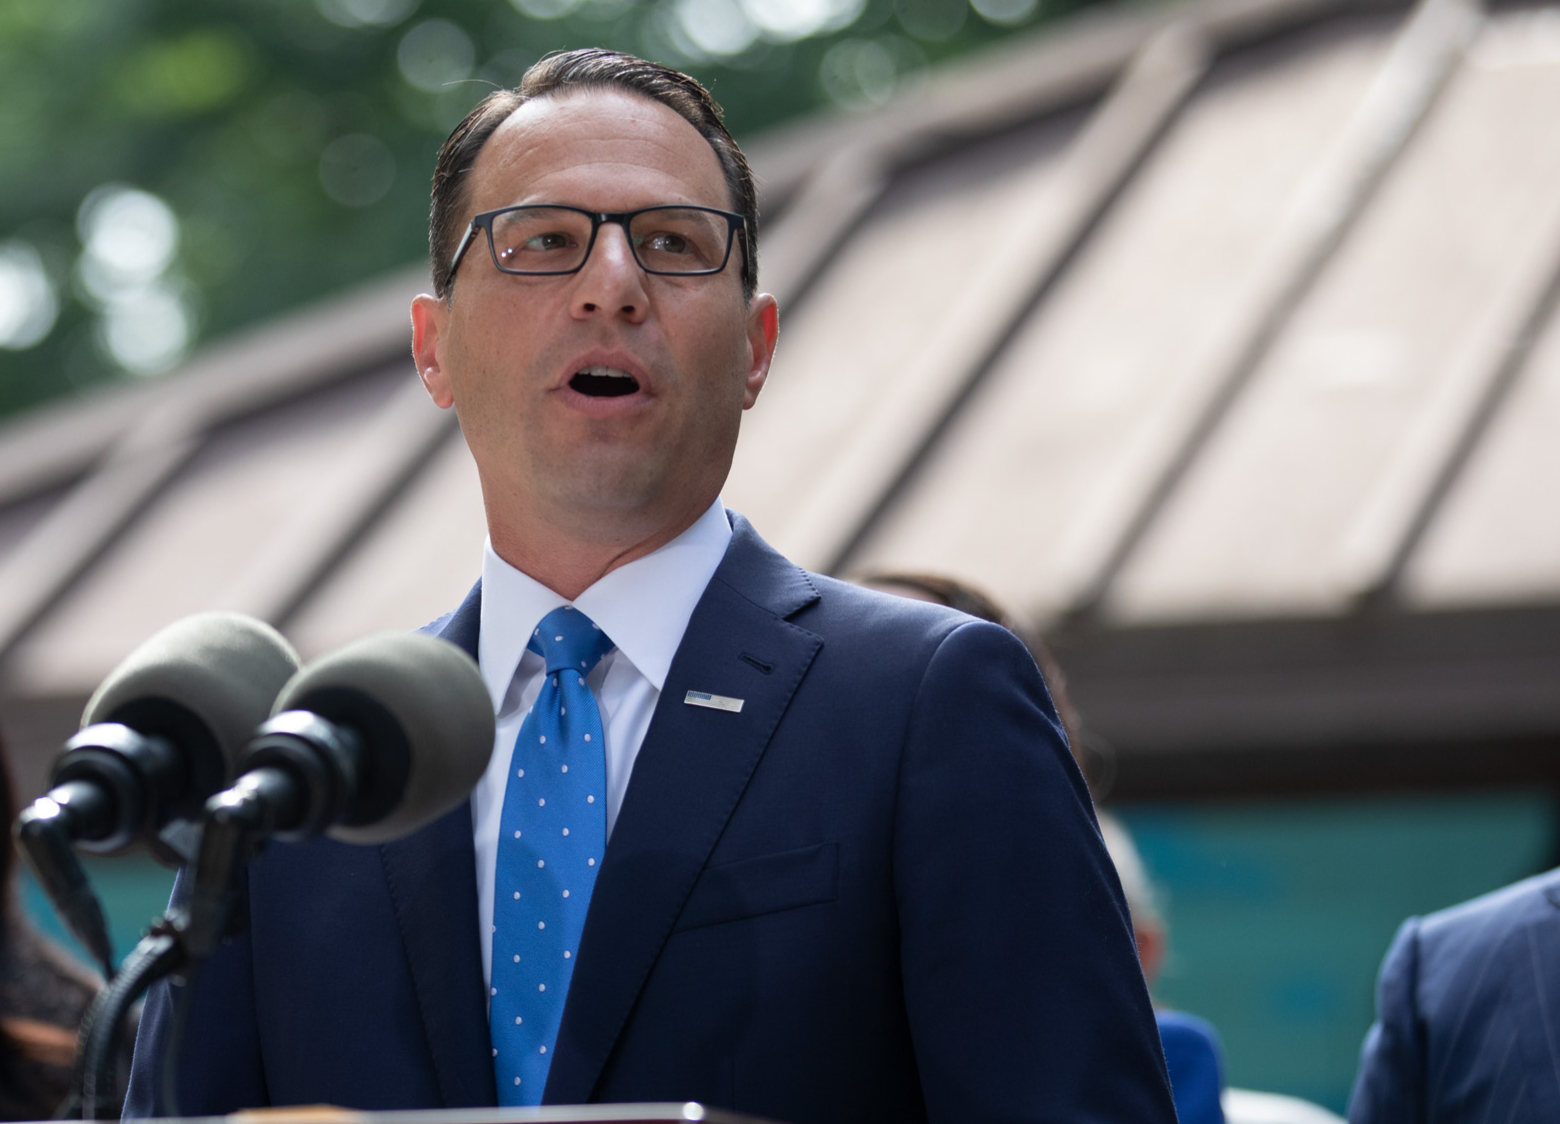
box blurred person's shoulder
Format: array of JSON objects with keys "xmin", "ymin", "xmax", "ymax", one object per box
[
  {"xmin": 1414, "ymin": 866, "xmax": 1560, "ymax": 954},
  {"xmin": 0, "ymin": 910, "xmax": 114, "ymax": 1114},
  {"xmin": 0, "ymin": 912, "xmax": 100, "ymax": 1028}
]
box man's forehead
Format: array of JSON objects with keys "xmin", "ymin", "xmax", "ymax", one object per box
[{"xmin": 469, "ymin": 88, "xmax": 729, "ymax": 210}]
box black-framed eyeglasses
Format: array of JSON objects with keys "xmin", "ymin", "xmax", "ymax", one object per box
[{"xmin": 448, "ymin": 204, "xmax": 746, "ymax": 280}]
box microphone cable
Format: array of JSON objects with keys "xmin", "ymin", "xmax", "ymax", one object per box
[{"xmin": 68, "ymin": 926, "xmax": 187, "ymax": 1120}]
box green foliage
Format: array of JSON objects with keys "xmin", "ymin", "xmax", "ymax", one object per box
[
  {"xmin": 113, "ymin": 29, "xmax": 257, "ymax": 117},
  {"xmin": 0, "ymin": 0, "xmax": 1092, "ymax": 419}
]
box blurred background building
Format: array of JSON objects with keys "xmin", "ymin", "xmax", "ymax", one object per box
[{"xmin": 2, "ymin": 0, "xmax": 1559, "ymax": 1112}]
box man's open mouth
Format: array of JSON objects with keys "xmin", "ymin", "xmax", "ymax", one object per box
[{"xmin": 570, "ymin": 366, "xmax": 640, "ymax": 397}]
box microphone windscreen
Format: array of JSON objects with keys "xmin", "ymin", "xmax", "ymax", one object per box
[
  {"xmin": 82, "ymin": 612, "xmax": 303, "ymax": 785},
  {"xmin": 272, "ymin": 633, "xmax": 494, "ymax": 845}
]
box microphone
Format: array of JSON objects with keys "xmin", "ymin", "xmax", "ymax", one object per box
[
  {"xmin": 74, "ymin": 633, "xmax": 493, "ymax": 1118},
  {"xmin": 225, "ymin": 630, "xmax": 495, "ymax": 845},
  {"xmin": 183, "ymin": 632, "xmax": 492, "ymax": 959},
  {"xmin": 14, "ymin": 612, "xmax": 300, "ymax": 974}
]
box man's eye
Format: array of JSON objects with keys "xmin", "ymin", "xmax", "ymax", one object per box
[
  {"xmin": 522, "ymin": 231, "xmax": 573, "ymax": 251},
  {"xmin": 641, "ymin": 231, "xmax": 691, "ymax": 254}
]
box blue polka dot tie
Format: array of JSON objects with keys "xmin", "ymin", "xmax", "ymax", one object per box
[{"xmin": 490, "ymin": 605, "xmax": 615, "ymax": 1105}]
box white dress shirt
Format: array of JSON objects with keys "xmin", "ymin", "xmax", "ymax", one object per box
[{"xmin": 471, "ymin": 499, "xmax": 733, "ymax": 989}]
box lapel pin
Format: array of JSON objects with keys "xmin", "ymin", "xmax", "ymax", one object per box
[{"xmin": 685, "ymin": 690, "xmax": 745, "ymax": 714}]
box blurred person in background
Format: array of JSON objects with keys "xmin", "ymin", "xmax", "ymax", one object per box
[
  {"xmin": 1348, "ymin": 868, "xmax": 1560, "ymax": 1122},
  {"xmin": 0, "ymin": 734, "xmax": 116, "ymax": 1119},
  {"xmin": 1100, "ymin": 814, "xmax": 1346, "ymax": 1124},
  {"xmin": 1097, "ymin": 812, "xmax": 1227, "ymax": 1124}
]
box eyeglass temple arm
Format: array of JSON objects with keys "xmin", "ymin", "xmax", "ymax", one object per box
[{"xmin": 447, "ymin": 221, "xmax": 483, "ymax": 282}]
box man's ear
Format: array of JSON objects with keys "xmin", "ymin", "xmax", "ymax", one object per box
[
  {"xmin": 742, "ymin": 293, "xmax": 779, "ymax": 410},
  {"xmin": 411, "ymin": 294, "xmax": 454, "ymax": 409}
]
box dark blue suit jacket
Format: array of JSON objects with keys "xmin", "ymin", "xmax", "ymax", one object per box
[
  {"xmin": 1349, "ymin": 867, "xmax": 1560, "ymax": 1124},
  {"xmin": 126, "ymin": 515, "xmax": 1174, "ymax": 1124}
]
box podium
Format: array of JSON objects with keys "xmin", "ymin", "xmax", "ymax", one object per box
[{"xmin": 116, "ymin": 1107, "xmax": 781, "ymax": 1124}]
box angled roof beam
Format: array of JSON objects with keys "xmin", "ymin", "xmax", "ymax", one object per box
[
  {"xmin": 0, "ymin": 268, "xmax": 422, "ymax": 510},
  {"xmin": 759, "ymin": 147, "xmax": 892, "ymax": 312},
  {"xmin": 748, "ymin": 0, "xmax": 1369, "ymax": 213},
  {"xmin": 1052, "ymin": 0, "xmax": 1483, "ymax": 623},
  {"xmin": 755, "ymin": 0, "xmax": 1367, "ymax": 313},
  {"xmin": 798, "ymin": 22, "xmax": 1214, "ymax": 575},
  {"xmin": 0, "ymin": 270, "xmax": 426, "ymax": 666},
  {"xmin": 213, "ymin": 377, "xmax": 459, "ymax": 630},
  {"xmin": 1335, "ymin": 185, "xmax": 1560, "ymax": 605},
  {"xmin": 747, "ymin": 1, "xmax": 1165, "ymax": 214},
  {"xmin": 0, "ymin": 412, "xmax": 203, "ymax": 664}
]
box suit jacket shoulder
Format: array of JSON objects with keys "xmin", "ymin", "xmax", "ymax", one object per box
[{"xmin": 1349, "ymin": 868, "xmax": 1560, "ymax": 1124}]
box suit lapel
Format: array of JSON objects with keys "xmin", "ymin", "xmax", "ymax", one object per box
[
  {"xmin": 544, "ymin": 516, "xmax": 823, "ymax": 1104},
  {"xmin": 378, "ymin": 582, "xmax": 496, "ymax": 1106}
]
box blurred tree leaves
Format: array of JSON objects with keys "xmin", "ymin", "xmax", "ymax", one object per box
[
  {"xmin": 0, "ymin": 0, "xmax": 1090, "ymax": 419},
  {"xmin": 114, "ymin": 30, "xmax": 258, "ymax": 116}
]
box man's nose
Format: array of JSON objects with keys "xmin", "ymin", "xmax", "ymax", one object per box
[{"xmin": 570, "ymin": 222, "xmax": 648, "ymax": 322}]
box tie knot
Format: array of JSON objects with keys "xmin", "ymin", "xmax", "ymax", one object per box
[{"xmin": 528, "ymin": 606, "xmax": 614, "ymax": 676}]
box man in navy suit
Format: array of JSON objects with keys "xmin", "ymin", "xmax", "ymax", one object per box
[
  {"xmin": 126, "ymin": 49, "xmax": 1174, "ymax": 1124},
  {"xmin": 1348, "ymin": 868, "xmax": 1560, "ymax": 1123}
]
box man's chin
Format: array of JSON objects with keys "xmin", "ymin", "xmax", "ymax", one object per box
[
  {"xmin": 539, "ymin": 466, "xmax": 671, "ymax": 530},
  {"xmin": 516, "ymin": 439, "xmax": 728, "ymax": 539}
]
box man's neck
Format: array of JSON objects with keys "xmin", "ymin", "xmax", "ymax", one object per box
[{"xmin": 486, "ymin": 500, "xmax": 712, "ymax": 600}]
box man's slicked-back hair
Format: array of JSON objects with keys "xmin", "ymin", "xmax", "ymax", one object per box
[{"xmin": 428, "ymin": 48, "xmax": 759, "ymax": 301}]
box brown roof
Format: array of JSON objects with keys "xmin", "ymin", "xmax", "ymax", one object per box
[{"xmin": 2, "ymin": 0, "xmax": 1558, "ymax": 800}]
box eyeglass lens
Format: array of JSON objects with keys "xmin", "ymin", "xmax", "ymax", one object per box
[{"xmin": 489, "ymin": 207, "xmax": 732, "ymax": 274}]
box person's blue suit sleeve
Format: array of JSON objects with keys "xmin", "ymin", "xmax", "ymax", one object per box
[
  {"xmin": 1349, "ymin": 916, "xmax": 1426, "ymax": 1124},
  {"xmin": 893, "ymin": 619, "xmax": 1177, "ymax": 1123},
  {"xmin": 1158, "ymin": 1009, "xmax": 1226, "ymax": 1124},
  {"xmin": 124, "ymin": 865, "xmax": 269, "ymax": 1117}
]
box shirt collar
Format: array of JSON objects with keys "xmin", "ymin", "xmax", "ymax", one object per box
[{"xmin": 477, "ymin": 499, "xmax": 733, "ymax": 709}]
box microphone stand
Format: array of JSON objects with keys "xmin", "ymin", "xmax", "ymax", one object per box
[
  {"xmin": 66, "ymin": 769, "xmax": 298, "ymax": 1120},
  {"xmin": 18, "ymin": 722, "xmax": 218, "ymax": 989},
  {"xmin": 14, "ymin": 794, "xmax": 117, "ymax": 982}
]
